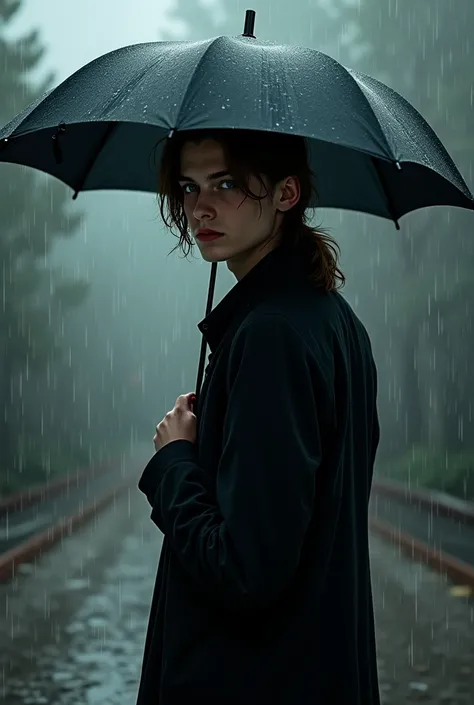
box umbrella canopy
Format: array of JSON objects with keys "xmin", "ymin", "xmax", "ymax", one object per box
[{"xmin": 1, "ymin": 10, "xmax": 473, "ymax": 406}]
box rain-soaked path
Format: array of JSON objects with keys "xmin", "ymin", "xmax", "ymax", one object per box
[
  {"xmin": 1, "ymin": 482, "xmax": 474, "ymax": 704},
  {"xmin": 370, "ymin": 495, "xmax": 474, "ymax": 567}
]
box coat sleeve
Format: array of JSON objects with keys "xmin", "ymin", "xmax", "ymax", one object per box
[{"xmin": 138, "ymin": 313, "xmax": 325, "ymax": 609}]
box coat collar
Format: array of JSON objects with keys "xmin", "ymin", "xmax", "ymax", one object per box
[{"xmin": 197, "ymin": 242, "xmax": 310, "ymax": 352}]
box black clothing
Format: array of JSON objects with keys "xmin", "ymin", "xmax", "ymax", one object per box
[{"xmin": 137, "ymin": 244, "xmax": 380, "ymax": 704}]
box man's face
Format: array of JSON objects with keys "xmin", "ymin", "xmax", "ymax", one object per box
[{"xmin": 178, "ymin": 139, "xmax": 300, "ymax": 279}]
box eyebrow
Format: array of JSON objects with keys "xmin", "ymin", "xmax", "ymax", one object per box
[{"xmin": 177, "ymin": 170, "xmax": 231, "ymax": 182}]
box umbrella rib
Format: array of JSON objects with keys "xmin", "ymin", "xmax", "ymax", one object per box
[
  {"xmin": 344, "ymin": 68, "xmax": 397, "ymax": 162},
  {"xmin": 72, "ymin": 122, "xmax": 119, "ymax": 200},
  {"xmin": 173, "ymin": 37, "xmax": 227, "ymax": 129}
]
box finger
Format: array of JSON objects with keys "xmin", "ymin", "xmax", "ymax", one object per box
[{"xmin": 175, "ymin": 394, "xmax": 195, "ymax": 409}]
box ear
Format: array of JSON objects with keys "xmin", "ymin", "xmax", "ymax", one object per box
[{"xmin": 275, "ymin": 176, "xmax": 300, "ymax": 213}]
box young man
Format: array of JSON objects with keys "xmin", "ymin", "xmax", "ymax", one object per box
[{"xmin": 137, "ymin": 131, "xmax": 381, "ymax": 704}]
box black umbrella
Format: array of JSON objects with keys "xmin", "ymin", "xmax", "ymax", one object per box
[{"xmin": 1, "ymin": 10, "xmax": 473, "ymax": 409}]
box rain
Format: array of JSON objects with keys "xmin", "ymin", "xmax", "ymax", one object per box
[{"xmin": 0, "ymin": 0, "xmax": 474, "ymax": 703}]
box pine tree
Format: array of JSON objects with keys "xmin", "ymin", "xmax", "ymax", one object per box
[
  {"xmin": 336, "ymin": 0, "xmax": 474, "ymax": 458},
  {"xmin": 0, "ymin": 0, "xmax": 89, "ymax": 491}
]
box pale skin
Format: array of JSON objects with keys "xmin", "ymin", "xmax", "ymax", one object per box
[
  {"xmin": 154, "ymin": 138, "xmax": 300, "ymax": 452},
  {"xmin": 154, "ymin": 393, "xmax": 197, "ymax": 452}
]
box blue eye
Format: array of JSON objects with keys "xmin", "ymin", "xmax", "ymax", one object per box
[{"xmin": 180, "ymin": 179, "xmax": 235, "ymax": 194}]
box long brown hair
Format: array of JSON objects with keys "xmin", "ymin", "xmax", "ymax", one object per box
[{"xmin": 156, "ymin": 128, "xmax": 345, "ymax": 291}]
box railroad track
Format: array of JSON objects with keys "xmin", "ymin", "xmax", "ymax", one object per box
[
  {"xmin": 2, "ymin": 454, "xmax": 474, "ymax": 591},
  {"xmin": 370, "ymin": 479, "xmax": 474, "ymax": 592},
  {"xmin": 0, "ymin": 445, "xmax": 151, "ymax": 583}
]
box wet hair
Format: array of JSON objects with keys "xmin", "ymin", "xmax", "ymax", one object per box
[{"xmin": 156, "ymin": 128, "xmax": 345, "ymax": 291}]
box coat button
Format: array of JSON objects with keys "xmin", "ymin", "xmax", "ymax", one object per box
[{"xmin": 202, "ymin": 324, "xmax": 209, "ymax": 330}]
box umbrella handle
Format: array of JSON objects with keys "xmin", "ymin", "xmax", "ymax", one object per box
[{"xmin": 193, "ymin": 261, "xmax": 218, "ymax": 414}]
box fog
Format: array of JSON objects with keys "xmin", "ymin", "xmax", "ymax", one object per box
[
  {"xmin": 1, "ymin": 1, "xmax": 474, "ymax": 702},
  {"xmin": 1, "ymin": 0, "xmax": 473, "ymax": 496}
]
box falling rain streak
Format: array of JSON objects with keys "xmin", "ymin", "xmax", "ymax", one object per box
[{"xmin": 0, "ymin": 0, "xmax": 473, "ymax": 704}]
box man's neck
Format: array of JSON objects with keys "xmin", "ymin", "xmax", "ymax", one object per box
[{"xmin": 226, "ymin": 239, "xmax": 281, "ymax": 281}]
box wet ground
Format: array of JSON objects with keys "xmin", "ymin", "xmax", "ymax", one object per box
[
  {"xmin": 370, "ymin": 493, "xmax": 474, "ymax": 567},
  {"xmin": 1, "ymin": 484, "xmax": 473, "ymax": 704}
]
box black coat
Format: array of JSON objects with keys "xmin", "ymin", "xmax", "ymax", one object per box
[{"xmin": 137, "ymin": 243, "xmax": 381, "ymax": 705}]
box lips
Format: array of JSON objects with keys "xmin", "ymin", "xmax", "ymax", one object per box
[{"xmin": 196, "ymin": 230, "xmax": 224, "ymax": 241}]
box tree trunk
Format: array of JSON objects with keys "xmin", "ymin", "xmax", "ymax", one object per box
[
  {"xmin": 417, "ymin": 321, "xmax": 445, "ymax": 449},
  {"xmin": 401, "ymin": 319, "xmax": 424, "ymax": 446},
  {"xmin": 0, "ymin": 341, "xmax": 15, "ymax": 491},
  {"xmin": 398, "ymin": 226, "xmax": 428, "ymax": 449}
]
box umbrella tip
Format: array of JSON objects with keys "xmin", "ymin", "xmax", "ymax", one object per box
[{"xmin": 243, "ymin": 9, "xmax": 256, "ymax": 38}]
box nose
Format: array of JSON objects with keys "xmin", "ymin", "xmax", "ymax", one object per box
[{"xmin": 192, "ymin": 191, "xmax": 216, "ymax": 222}]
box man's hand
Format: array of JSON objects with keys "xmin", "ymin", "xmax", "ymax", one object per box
[{"xmin": 153, "ymin": 393, "xmax": 197, "ymax": 452}]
